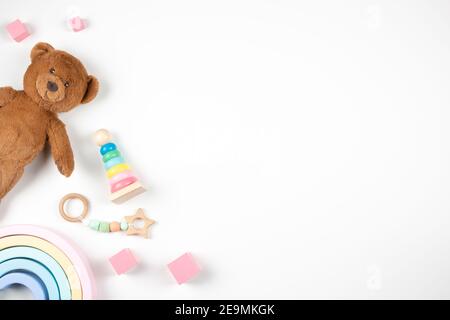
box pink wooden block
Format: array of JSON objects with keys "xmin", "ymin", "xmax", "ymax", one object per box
[
  {"xmin": 69, "ymin": 16, "xmax": 85, "ymax": 32},
  {"xmin": 109, "ymin": 249, "xmax": 138, "ymax": 275},
  {"xmin": 6, "ymin": 19, "xmax": 30, "ymax": 42},
  {"xmin": 167, "ymin": 252, "xmax": 201, "ymax": 284}
]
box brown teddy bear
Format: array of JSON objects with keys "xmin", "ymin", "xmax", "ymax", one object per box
[{"xmin": 0, "ymin": 42, "xmax": 99, "ymax": 199}]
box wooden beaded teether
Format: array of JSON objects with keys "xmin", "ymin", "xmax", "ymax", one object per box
[{"xmin": 59, "ymin": 193, "xmax": 155, "ymax": 239}]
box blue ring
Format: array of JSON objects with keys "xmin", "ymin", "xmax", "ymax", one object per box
[
  {"xmin": 0, "ymin": 258, "xmax": 60, "ymax": 300},
  {"xmin": 0, "ymin": 246, "xmax": 71, "ymax": 300},
  {"xmin": 0, "ymin": 272, "xmax": 48, "ymax": 300},
  {"xmin": 103, "ymin": 157, "xmax": 125, "ymax": 170},
  {"xmin": 100, "ymin": 143, "xmax": 116, "ymax": 155}
]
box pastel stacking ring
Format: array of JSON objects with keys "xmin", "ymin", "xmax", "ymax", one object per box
[
  {"xmin": 0, "ymin": 246, "xmax": 72, "ymax": 300},
  {"xmin": 106, "ymin": 164, "xmax": 130, "ymax": 178},
  {"xmin": 110, "ymin": 176, "xmax": 138, "ymax": 193},
  {"xmin": 100, "ymin": 143, "xmax": 116, "ymax": 155},
  {"xmin": 0, "ymin": 272, "xmax": 47, "ymax": 300},
  {"xmin": 103, "ymin": 157, "xmax": 125, "ymax": 170},
  {"xmin": 0, "ymin": 225, "xmax": 97, "ymax": 300},
  {"xmin": 102, "ymin": 150, "xmax": 121, "ymax": 163},
  {"xmin": 108, "ymin": 171, "xmax": 135, "ymax": 185},
  {"xmin": 0, "ymin": 258, "xmax": 60, "ymax": 300}
]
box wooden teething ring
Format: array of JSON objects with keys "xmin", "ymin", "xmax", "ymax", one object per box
[{"xmin": 59, "ymin": 193, "xmax": 89, "ymax": 223}]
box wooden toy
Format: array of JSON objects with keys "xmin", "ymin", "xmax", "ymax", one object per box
[
  {"xmin": 0, "ymin": 272, "xmax": 47, "ymax": 300},
  {"xmin": 1, "ymin": 258, "xmax": 60, "ymax": 299},
  {"xmin": 167, "ymin": 252, "xmax": 201, "ymax": 285},
  {"xmin": 109, "ymin": 248, "xmax": 138, "ymax": 275},
  {"xmin": 59, "ymin": 193, "xmax": 156, "ymax": 238},
  {"xmin": 1, "ymin": 235, "xmax": 83, "ymax": 297},
  {"xmin": 0, "ymin": 225, "xmax": 96, "ymax": 300},
  {"xmin": 93, "ymin": 129, "xmax": 146, "ymax": 204},
  {"xmin": 69, "ymin": 16, "xmax": 85, "ymax": 32},
  {"xmin": 59, "ymin": 193, "xmax": 89, "ymax": 222},
  {"xmin": 1, "ymin": 235, "xmax": 82, "ymax": 299},
  {"xmin": 124, "ymin": 208, "xmax": 156, "ymax": 238},
  {"xmin": 0, "ymin": 246, "xmax": 71, "ymax": 299},
  {"xmin": 6, "ymin": 19, "xmax": 30, "ymax": 42}
]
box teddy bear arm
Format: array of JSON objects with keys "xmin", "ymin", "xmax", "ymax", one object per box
[
  {"xmin": 0, "ymin": 87, "xmax": 17, "ymax": 107},
  {"xmin": 47, "ymin": 118, "xmax": 74, "ymax": 177}
]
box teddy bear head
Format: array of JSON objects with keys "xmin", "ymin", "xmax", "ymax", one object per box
[{"xmin": 23, "ymin": 42, "xmax": 99, "ymax": 113}]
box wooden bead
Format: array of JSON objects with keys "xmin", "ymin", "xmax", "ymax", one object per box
[
  {"xmin": 93, "ymin": 129, "xmax": 112, "ymax": 146},
  {"xmin": 110, "ymin": 222, "xmax": 120, "ymax": 232}
]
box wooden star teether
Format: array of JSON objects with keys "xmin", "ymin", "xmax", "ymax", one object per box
[{"xmin": 124, "ymin": 208, "xmax": 155, "ymax": 238}]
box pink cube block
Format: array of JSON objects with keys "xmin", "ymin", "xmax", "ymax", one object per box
[
  {"xmin": 69, "ymin": 16, "xmax": 85, "ymax": 32},
  {"xmin": 167, "ymin": 252, "xmax": 201, "ymax": 284},
  {"xmin": 109, "ymin": 249, "xmax": 138, "ymax": 275},
  {"xmin": 6, "ymin": 19, "xmax": 29, "ymax": 42}
]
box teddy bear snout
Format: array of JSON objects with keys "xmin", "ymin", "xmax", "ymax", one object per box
[
  {"xmin": 36, "ymin": 73, "xmax": 65, "ymax": 103},
  {"xmin": 47, "ymin": 81, "xmax": 58, "ymax": 92}
]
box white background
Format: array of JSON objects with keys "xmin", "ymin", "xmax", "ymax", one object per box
[{"xmin": 0, "ymin": 0, "xmax": 450, "ymax": 299}]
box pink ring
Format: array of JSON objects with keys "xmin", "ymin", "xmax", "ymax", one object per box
[
  {"xmin": 108, "ymin": 170, "xmax": 134, "ymax": 184},
  {"xmin": 110, "ymin": 176, "xmax": 138, "ymax": 193},
  {"xmin": 0, "ymin": 225, "xmax": 96, "ymax": 299}
]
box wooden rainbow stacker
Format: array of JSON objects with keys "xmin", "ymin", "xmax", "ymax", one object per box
[{"xmin": 94, "ymin": 129, "xmax": 146, "ymax": 204}]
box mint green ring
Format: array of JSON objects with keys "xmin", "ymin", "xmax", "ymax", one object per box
[{"xmin": 102, "ymin": 150, "xmax": 121, "ymax": 163}]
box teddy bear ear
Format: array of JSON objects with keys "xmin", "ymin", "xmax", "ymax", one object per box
[
  {"xmin": 30, "ymin": 42, "xmax": 55, "ymax": 62},
  {"xmin": 81, "ymin": 76, "xmax": 99, "ymax": 104}
]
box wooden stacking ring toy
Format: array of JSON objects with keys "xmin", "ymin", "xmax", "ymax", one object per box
[{"xmin": 93, "ymin": 129, "xmax": 146, "ymax": 204}]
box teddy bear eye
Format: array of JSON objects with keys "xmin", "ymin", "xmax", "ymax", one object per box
[
  {"xmin": 64, "ymin": 82, "xmax": 70, "ymax": 88},
  {"xmin": 49, "ymin": 68, "xmax": 56, "ymax": 74}
]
